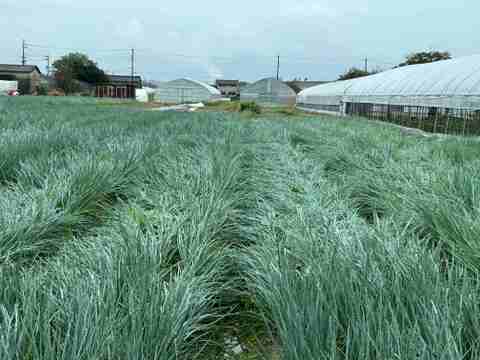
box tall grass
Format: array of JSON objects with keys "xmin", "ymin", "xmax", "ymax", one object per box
[{"xmin": 2, "ymin": 97, "xmax": 480, "ymax": 359}]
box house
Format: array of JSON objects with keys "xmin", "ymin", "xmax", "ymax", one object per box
[
  {"xmin": 95, "ymin": 75, "xmax": 142, "ymax": 99},
  {"xmin": 215, "ymin": 79, "xmax": 240, "ymax": 98},
  {"xmin": 285, "ymin": 80, "xmax": 329, "ymax": 94},
  {"xmin": 0, "ymin": 64, "xmax": 42, "ymax": 94}
]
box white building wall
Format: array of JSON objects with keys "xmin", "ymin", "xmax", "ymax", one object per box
[{"xmin": 0, "ymin": 81, "xmax": 18, "ymax": 95}]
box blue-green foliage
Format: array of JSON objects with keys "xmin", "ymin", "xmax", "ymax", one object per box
[{"xmin": 1, "ymin": 97, "xmax": 480, "ymax": 359}]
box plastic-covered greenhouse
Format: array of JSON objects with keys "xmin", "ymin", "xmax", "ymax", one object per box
[
  {"xmin": 241, "ymin": 78, "xmax": 296, "ymax": 105},
  {"xmin": 154, "ymin": 78, "xmax": 222, "ymax": 104},
  {"xmin": 297, "ymin": 55, "xmax": 480, "ymax": 135}
]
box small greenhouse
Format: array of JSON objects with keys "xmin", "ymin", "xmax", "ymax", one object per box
[
  {"xmin": 241, "ymin": 78, "xmax": 296, "ymax": 105},
  {"xmin": 154, "ymin": 78, "xmax": 221, "ymax": 104},
  {"xmin": 297, "ymin": 55, "xmax": 480, "ymax": 135}
]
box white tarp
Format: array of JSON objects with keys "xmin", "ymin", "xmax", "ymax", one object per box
[
  {"xmin": 136, "ymin": 88, "xmax": 149, "ymax": 102},
  {"xmin": 135, "ymin": 87, "xmax": 156, "ymax": 102},
  {"xmin": 0, "ymin": 81, "xmax": 18, "ymax": 95}
]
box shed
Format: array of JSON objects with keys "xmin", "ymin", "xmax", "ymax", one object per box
[
  {"xmin": 215, "ymin": 80, "xmax": 240, "ymax": 98},
  {"xmin": 0, "ymin": 65, "xmax": 42, "ymax": 94},
  {"xmin": 95, "ymin": 75, "xmax": 142, "ymax": 99},
  {"xmin": 240, "ymin": 78, "xmax": 296, "ymax": 105},
  {"xmin": 154, "ymin": 78, "xmax": 222, "ymax": 104}
]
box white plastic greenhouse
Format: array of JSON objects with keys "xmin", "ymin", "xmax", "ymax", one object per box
[
  {"xmin": 298, "ymin": 54, "xmax": 480, "ymax": 113},
  {"xmin": 297, "ymin": 55, "xmax": 480, "ymax": 135},
  {"xmin": 241, "ymin": 78, "xmax": 296, "ymax": 105},
  {"xmin": 154, "ymin": 78, "xmax": 221, "ymax": 104}
]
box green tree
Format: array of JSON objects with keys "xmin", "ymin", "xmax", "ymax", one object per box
[
  {"xmin": 53, "ymin": 53, "xmax": 108, "ymax": 94},
  {"xmin": 397, "ymin": 51, "xmax": 451, "ymax": 67},
  {"xmin": 338, "ymin": 67, "xmax": 371, "ymax": 81}
]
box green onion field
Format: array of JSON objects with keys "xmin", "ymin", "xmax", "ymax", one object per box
[{"xmin": 2, "ymin": 96, "xmax": 480, "ymax": 359}]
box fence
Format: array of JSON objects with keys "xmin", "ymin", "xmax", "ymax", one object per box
[{"xmin": 345, "ymin": 102, "xmax": 480, "ymax": 136}]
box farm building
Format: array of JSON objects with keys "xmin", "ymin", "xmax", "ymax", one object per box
[
  {"xmin": 0, "ymin": 65, "xmax": 42, "ymax": 94},
  {"xmin": 154, "ymin": 78, "xmax": 222, "ymax": 103},
  {"xmin": 215, "ymin": 80, "xmax": 240, "ymax": 98},
  {"xmin": 241, "ymin": 78, "xmax": 296, "ymax": 105},
  {"xmin": 95, "ymin": 75, "xmax": 142, "ymax": 99},
  {"xmin": 297, "ymin": 54, "xmax": 480, "ymax": 135}
]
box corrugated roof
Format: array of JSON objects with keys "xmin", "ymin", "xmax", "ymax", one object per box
[
  {"xmin": 108, "ymin": 75, "xmax": 142, "ymax": 83},
  {"xmin": 216, "ymin": 80, "xmax": 239, "ymax": 86},
  {"xmin": 0, "ymin": 64, "xmax": 41, "ymax": 74}
]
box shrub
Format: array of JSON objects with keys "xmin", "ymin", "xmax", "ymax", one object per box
[
  {"xmin": 36, "ymin": 84, "xmax": 49, "ymax": 96},
  {"xmin": 239, "ymin": 101, "xmax": 261, "ymax": 114}
]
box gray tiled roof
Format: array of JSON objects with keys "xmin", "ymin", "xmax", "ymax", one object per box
[{"xmin": 0, "ymin": 64, "xmax": 41, "ymax": 74}]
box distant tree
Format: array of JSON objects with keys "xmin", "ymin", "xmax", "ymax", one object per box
[
  {"xmin": 338, "ymin": 67, "xmax": 371, "ymax": 81},
  {"xmin": 53, "ymin": 53, "xmax": 108, "ymax": 94},
  {"xmin": 397, "ymin": 51, "xmax": 451, "ymax": 67}
]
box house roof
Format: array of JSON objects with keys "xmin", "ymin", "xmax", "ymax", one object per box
[
  {"xmin": 0, "ymin": 64, "xmax": 42, "ymax": 74},
  {"xmin": 108, "ymin": 75, "xmax": 142, "ymax": 83},
  {"xmin": 216, "ymin": 79, "xmax": 239, "ymax": 86}
]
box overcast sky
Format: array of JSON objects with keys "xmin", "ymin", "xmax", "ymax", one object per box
[{"xmin": 1, "ymin": 0, "xmax": 479, "ymax": 82}]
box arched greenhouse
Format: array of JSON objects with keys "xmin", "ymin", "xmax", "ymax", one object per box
[
  {"xmin": 154, "ymin": 78, "xmax": 222, "ymax": 104},
  {"xmin": 241, "ymin": 78, "xmax": 296, "ymax": 105},
  {"xmin": 297, "ymin": 55, "xmax": 480, "ymax": 135}
]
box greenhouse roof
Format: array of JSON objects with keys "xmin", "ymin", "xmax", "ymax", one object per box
[
  {"xmin": 180, "ymin": 78, "xmax": 221, "ymax": 95},
  {"xmin": 299, "ymin": 54, "xmax": 480, "ymax": 98}
]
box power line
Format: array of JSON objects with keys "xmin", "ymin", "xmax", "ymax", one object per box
[{"xmin": 25, "ymin": 42, "xmax": 130, "ymax": 54}]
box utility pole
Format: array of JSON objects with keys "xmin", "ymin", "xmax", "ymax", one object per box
[
  {"xmin": 130, "ymin": 48, "xmax": 135, "ymax": 98},
  {"xmin": 276, "ymin": 55, "xmax": 280, "ymax": 80},
  {"xmin": 364, "ymin": 57, "xmax": 368, "ymax": 73},
  {"xmin": 44, "ymin": 55, "xmax": 50, "ymax": 76},
  {"xmin": 22, "ymin": 40, "xmax": 27, "ymax": 65}
]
